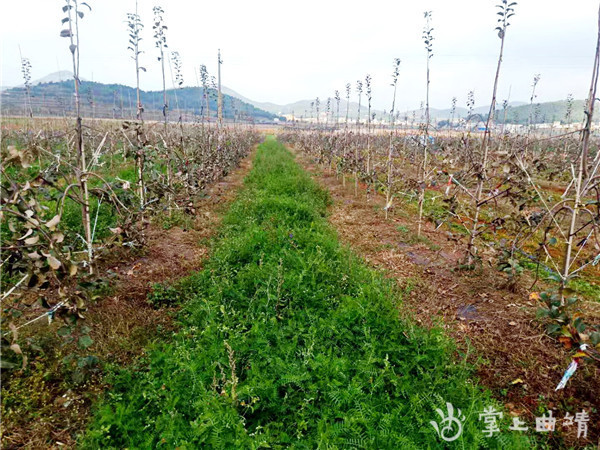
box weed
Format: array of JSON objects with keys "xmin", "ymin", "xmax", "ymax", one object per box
[
  {"xmin": 397, "ymin": 224, "xmax": 440, "ymax": 250},
  {"xmin": 155, "ymin": 208, "xmax": 193, "ymax": 230}
]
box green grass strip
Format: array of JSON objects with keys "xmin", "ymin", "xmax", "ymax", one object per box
[{"xmin": 83, "ymin": 137, "xmax": 534, "ymax": 449}]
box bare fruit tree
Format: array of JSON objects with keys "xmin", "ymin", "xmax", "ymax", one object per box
[
  {"xmin": 61, "ymin": 0, "xmax": 94, "ymax": 270},
  {"xmin": 465, "ymin": 0, "xmax": 516, "ymax": 265}
]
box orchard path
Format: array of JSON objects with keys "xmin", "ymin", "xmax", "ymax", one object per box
[{"xmin": 83, "ymin": 137, "xmax": 532, "ymax": 448}]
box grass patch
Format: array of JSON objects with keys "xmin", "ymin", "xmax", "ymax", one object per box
[
  {"xmin": 520, "ymin": 259, "xmax": 600, "ymax": 302},
  {"xmin": 568, "ymin": 278, "xmax": 600, "ymax": 302},
  {"xmin": 83, "ymin": 137, "xmax": 534, "ymax": 448},
  {"xmin": 396, "ymin": 225, "xmax": 441, "ymax": 250},
  {"xmin": 154, "ymin": 208, "xmax": 195, "ymax": 231}
]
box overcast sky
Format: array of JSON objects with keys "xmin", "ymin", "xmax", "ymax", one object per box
[{"xmin": 1, "ymin": 0, "xmax": 598, "ymax": 111}]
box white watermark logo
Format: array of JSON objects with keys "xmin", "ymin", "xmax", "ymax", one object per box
[
  {"xmin": 431, "ymin": 401, "xmax": 591, "ymax": 442},
  {"xmin": 430, "ymin": 402, "xmax": 466, "ymax": 442}
]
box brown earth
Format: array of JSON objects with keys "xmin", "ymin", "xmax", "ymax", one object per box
[
  {"xmin": 0, "ymin": 150, "xmax": 254, "ymax": 449},
  {"xmin": 294, "ymin": 150, "xmax": 600, "ymax": 449}
]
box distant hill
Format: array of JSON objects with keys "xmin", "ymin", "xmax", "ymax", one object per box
[
  {"xmin": 4, "ymin": 71, "xmax": 583, "ymax": 126},
  {"xmin": 221, "ymin": 86, "xmax": 582, "ymax": 125},
  {"xmin": 31, "ymin": 71, "xmax": 78, "ymax": 85},
  {"xmin": 222, "ymin": 87, "xmax": 384, "ymax": 121},
  {"xmin": 1, "ymin": 78, "xmax": 283, "ymax": 122},
  {"xmin": 2, "ymin": 71, "xmax": 84, "ymax": 91},
  {"xmin": 502, "ymin": 99, "xmax": 586, "ymax": 125},
  {"xmin": 415, "ymin": 101, "xmax": 583, "ymax": 125},
  {"xmin": 419, "ymin": 102, "xmax": 527, "ymax": 121}
]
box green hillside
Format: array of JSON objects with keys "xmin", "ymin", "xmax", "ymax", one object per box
[
  {"xmin": 1, "ymin": 80, "xmax": 283, "ymax": 122},
  {"xmin": 501, "ymin": 99, "xmax": 585, "ymax": 125}
]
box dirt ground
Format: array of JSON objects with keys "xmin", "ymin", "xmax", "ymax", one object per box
[
  {"xmin": 0, "ymin": 151, "xmax": 254, "ymax": 449},
  {"xmin": 295, "ymin": 151, "xmax": 600, "ymax": 448}
]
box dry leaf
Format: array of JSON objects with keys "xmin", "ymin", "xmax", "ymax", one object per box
[
  {"xmin": 18, "ymin": 229, "xmax": 34, "ymax": 240},
  {"xmin": 558, "ymin": 336, "xmax": 573, "ymax": 350},
  {"xmin": 24, "ymin": 235, "xmax": 40, "ymax": 245},
  {"xmin": 47, "ymin": 255, "xmax": 62, "ymax": 270},
  {"xmin": 10, "ymin": 343, "xmax": 27, "ymax": 369},
  {"xmin": 46, "ymin": 214, "xmax": 61, "ymax": 230},
  {"xmin": 10, "ymin": 343, "xmax": 22, "ymax": 355},
  {"xmin": 27, "ymin": 251, "xmax": 42, "ymax": 260}
]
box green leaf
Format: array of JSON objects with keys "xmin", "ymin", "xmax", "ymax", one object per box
[
  {"xmin": 0, "ymin": 358, "xmax": 17, "ymax": 369},
  {"xmin": 546, "ymin": 323, "xmax": 561, "ymax": 336},
  {"xmin": 57, "ymin": 326, "xmax": 72, "ymax": 337},
  {"xmin": 78, "ymin": 335, "xmax": 93, "ymax": 349},
  {"xmin": 546, "ymin": 272, "xmax": 561, "ymax": 282},
  {"xmin": 536, "ymin": 307, "xmax": 550, "ymax": 318}
]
